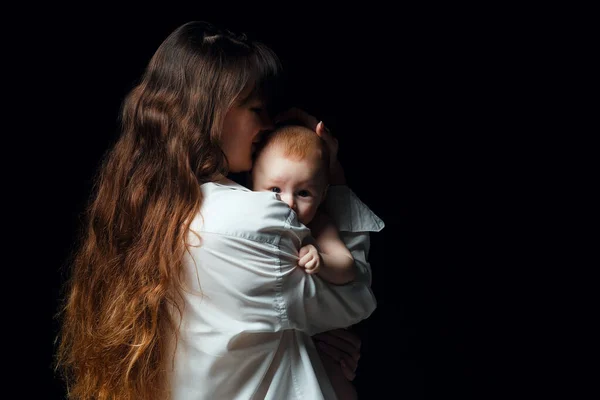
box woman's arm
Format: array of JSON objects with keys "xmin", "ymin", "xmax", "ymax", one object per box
[{"xmin": 190, "ymin": 182, "xmax": 377, "ymax": 334}]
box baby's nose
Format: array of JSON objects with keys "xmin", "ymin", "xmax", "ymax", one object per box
[{"xmin": 282, "ymin": 193, "xmax": 295, "ymax": 210}]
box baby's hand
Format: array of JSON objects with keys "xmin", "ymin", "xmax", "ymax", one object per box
[{"xmin": 298, "ymin": 244, "xmax": 322, "ymax": 275}]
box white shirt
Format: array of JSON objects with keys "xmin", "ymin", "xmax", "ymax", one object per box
[{"xmin": 170, "ymin": 178, "xmax": 385, "ymax": 399}]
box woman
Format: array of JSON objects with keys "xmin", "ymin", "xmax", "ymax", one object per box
[{"xmin": 55, "ymin": 20, "xmax": 384, "ymax": 399}]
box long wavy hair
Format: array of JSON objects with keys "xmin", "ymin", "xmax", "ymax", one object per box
[{"xmin": 54, "ymin": 21, "xmax": 282, "ymax": 400}]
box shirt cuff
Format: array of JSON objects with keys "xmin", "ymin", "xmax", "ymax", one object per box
[{"xmin": 324, "ymin": 185, "xmax": 385, "ymax": 233}]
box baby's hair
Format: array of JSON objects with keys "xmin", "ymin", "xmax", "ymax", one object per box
[{"xmin": 256, "ymin": 124, "xmax": 330, "ymax": 177}]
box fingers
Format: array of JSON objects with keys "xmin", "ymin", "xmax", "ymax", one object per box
[
  {"xmin": 340, "ymin": 350, "xmax": 358, "ymax": 372},
  {"xmin": 313, "ymin": 330, "xmax": 361, "ymax": 360},
  {"xmin": 299, "ymin": 256, "xmax": 318, "ymax": 273},
  {"xmin": 316, "ymin": 120, "xmax": 332, "ymax": 137},
  {"xmin": 298, "ymin": 246, "xmax": 310, "ymax": 258},
  {"xmin": 317, "ymin": 350, "xmax": 357, "ymax": 387},
  {"xmin": 298, "ymin": 245, "xmax": 316, "ymax": 267},
  {"xmin": 274, "ymin": 107, "xmax": 319, "ymax": 131},
  {"xmin": 316, "ymin": 341, "xmax": 358, "ymax": 376},
  {"xmin": 325, "ymin": 328, "xmax": 362, "ymax": 350},
  {"xmin": 341, "ymin": 360, "xmax": 357, "ymax": 381},
  {"xmin": 298, "ymin": 253, "xmax": 309, "ymax": 267},
  {"xmin": 316, "ymin": 121, "xmax": 334, "ymax": 143},
  {"xmin": 304, "ymin": 259, "xmax": 319, "ymax": 274},
  {"xmin": 316, "ymin": 121, "xmax": 339, "ymax": 161},
  {"xmin": 273, "ymin": 107, "xmax": 337, "ymax": 145}
]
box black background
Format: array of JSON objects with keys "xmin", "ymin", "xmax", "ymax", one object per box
[{"xmin": 11, "ymin": 6, "xmax": 544, "ymax": 399}]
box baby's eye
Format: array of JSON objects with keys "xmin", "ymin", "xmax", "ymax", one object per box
[
  {"xmin": 298, "ymin": 190, "xmax": 311, "ymax": 197},
  {"xmin": 270, "ymin": 187, "xmax": 281, "ymax": 193},
  {"xmin": 251, "ymin": 107, "xmax": 264, "ymax": 115}
]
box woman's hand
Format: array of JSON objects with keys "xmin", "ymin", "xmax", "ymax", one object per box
[
  {"xmin": 313, "ymin": 328, "xmax": 361, "ymax": 381},
  {"xmin": 274, "ymin": 107, "xmax": 346, "ymax": 185},
  {"xmin": 316, "ymin": 121, "xmax": 346, "ymax": 185},
  {"xmin": 317, "ymin": 349, "xmax": 358, "ymax": 400}
]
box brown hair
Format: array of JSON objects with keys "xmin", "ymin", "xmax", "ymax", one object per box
[{"xmin": 54, "ymin": 21, "xmax": 282, "ymax": 400}]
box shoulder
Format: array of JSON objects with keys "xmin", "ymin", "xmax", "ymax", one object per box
[{"xmin": 192, "ymin": 181, "xmax": 309, "ymax": 244}]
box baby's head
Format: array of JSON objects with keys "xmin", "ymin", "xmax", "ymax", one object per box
[{"xmin": 251, "ymin": 125, "xmax": 330, "ymax": 225}]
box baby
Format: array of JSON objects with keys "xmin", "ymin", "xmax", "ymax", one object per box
[{"xmin": 251, "ymin": 124, "xmax": 356, "ymax": 285}]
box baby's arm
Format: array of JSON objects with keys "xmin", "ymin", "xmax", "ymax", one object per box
[{"xmin": 299, "ymin": 210, "xmax": 356, "ymax": 285}]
